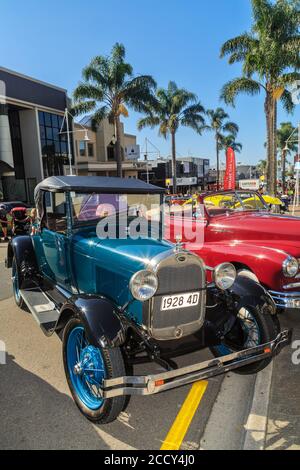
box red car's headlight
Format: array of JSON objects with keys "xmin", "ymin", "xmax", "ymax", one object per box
[{"xmin": 282, "ymin": 256, "xmax": 299, "ymax": 278}]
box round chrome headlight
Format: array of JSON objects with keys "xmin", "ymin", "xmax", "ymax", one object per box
[
  {"xmin": 213, "ymin": 263, "xmax": 236, "ymax": 290},
  {"xmin": 282, "ymin": 256, "xmax": 298, "ymax": 278},
  {"xmin": 130, "ymin": 270, "xmax": 158, "ymax": 301}
]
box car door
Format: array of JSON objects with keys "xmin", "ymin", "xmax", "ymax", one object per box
[{"xmin": 33, "ymin": 191, "xmax": 71, "ymax": 289}]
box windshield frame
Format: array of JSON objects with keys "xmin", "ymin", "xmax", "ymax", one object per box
[
  {"xmin": 202, "ymin": 190, "xmax": 269, "ymax": 217},
  {"xmin": 69, "ymin": 190, "xmax": 164, "ymax": 239}
]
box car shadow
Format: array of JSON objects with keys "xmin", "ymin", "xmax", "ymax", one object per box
[
  {"xmin": 0, "ymin": 353, "xmax": 114, "ymax": 450},
  {"xmin": 94, "ymin": 349, "xmax": 217, "ymax": 450}
]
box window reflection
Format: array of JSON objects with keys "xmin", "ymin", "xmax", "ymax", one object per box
[{"xmin": 39, "ymin": 111, "xmax": 74, "ymax": 177}]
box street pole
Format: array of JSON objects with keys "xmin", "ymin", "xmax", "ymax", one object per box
[
  {"xmin": 65, "ymin": 107, "xmax": 73, "ymax": 176},
  {"xmin": 292, "ymin": 122, "xmax": 300, "ymax": 215},
  {"xmin": 145, "ymin": 138, "xmax": 149, "ymax": 184}
]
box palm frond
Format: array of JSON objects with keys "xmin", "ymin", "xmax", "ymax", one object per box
[
  {"xmin": 220, "ymin": 33, "xmax": 258, "ymax": 59},
  {"xmin": 280, "ymin": 89, "xmax": 295, "ymax": 114},
  {"xmin": 91, "ymin": 106, "xmax": 109, "ymax": 127},
  {"xmin": 71, "ymin": 100, "xmax": 97, "ymax": 116},
  {"xmin": 220, "ymin": 78, "xmax": 262, "ymax": 106},
  {"xmin": 223, "ymin": 121, "xmax": 239, "ymax": 136},
  {"xmin": 278, "ymin": 72, "xmax": 300, "ymax": 87},
  {"xmin": 111, "ymin": 43, "xmax": 126, "ymax": 63},
  {"xmin": 137, "ymin": 116, "xmax": 160, "ymax": 131},
  {"xmin": 73, "ymin": 83, "xmax": 104, "ymax": 102}
]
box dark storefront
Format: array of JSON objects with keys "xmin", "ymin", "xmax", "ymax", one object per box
[{"xmin": 0, "ymin": 67, "xmax": 73, "ymax": 202}]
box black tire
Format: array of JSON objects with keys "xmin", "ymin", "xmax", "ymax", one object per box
[
  {"xmin": 12, "ymin": 257, "xmax": 26, "ymax": 309},
  {"xmin": 63, "ymin": 317, "xmax": 126, "ymax": 424},
  {"xmin": 210, "ymin": 306, "xmax": 277, "ymax": 375}
]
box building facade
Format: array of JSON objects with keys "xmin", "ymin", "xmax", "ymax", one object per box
[
  {"xmin": 74, "ymin": 117, "xmax": 143, "ymax": 178},
  {"xmin": 139, "ymin": 157, "xmax": 210, "ymax": 192},
  {"xmin": 0, "ymin": 67, "xmax": 74, "ymax": 202}
]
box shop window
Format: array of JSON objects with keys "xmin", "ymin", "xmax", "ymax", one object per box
[
  {"xmin": 38, "ymin": 111, "xmax": 73, "ymax": 177},
  {"xmin": 107, "ymin": 145, "xmax": 115, "ymax": 161},
  {"xmin": 79, "ymin": 141, "xmax": 86, "ymax": 157},
  {"xmin": 88, "ymin": 143, "xmax": 94, "ymax": 157}
]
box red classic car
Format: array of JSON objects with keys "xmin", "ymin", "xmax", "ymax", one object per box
[{"xmin": 166, "ymin": 190, "xmax": 300, "ymax": 311}]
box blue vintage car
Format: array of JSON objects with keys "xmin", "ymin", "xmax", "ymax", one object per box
[{"xmin": 6, "ymin": 176, "xmax": 289, "ymax": 423}]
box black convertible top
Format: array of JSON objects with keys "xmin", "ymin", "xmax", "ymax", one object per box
[{"xmin": 35, "ymin": 176, "xmax": 165, "ymax": 196}]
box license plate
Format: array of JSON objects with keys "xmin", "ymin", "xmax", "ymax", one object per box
[{"xmin": 161, "ymin": 292, "xmax": 200, "ymax": 311}]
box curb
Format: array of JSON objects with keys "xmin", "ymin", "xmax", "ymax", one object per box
[{"xmin": 243, "ymin": 361, "xmax": 273, "ymax": 450}]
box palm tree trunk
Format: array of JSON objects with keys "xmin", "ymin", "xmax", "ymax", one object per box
[
  {"xmin": 282, "ymin": 149, "xmax": 287, "ymax": 193},
  {"xmin": 216, "ymin": 133, "xmax": 220, "ymax": 190},
  {"xmin": 273, "ymin": 100, "xmax": 278, "ymax": 194},
  {"xmin": 114, "ymin": 115, "xmax": 122, "ymax": 178},
  {"xmin": 171, "ymin": 130, "xmax": 177, "ymax": 194},
  {"xmin": 265, "ymin": 91, "xmax": 276, "ymax": 195}
]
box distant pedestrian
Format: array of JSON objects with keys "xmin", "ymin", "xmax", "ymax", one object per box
[
  {"xmin": 30, "ymin": 208, "xmax": 38, "ymax": 235},
  {"xmin": 0, "ymin": 205, "xmax": 9, "ymax": 241}
]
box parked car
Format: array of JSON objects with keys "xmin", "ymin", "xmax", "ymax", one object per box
[
  {"xmin": 0, "ymin": 201, "xmax": 29, "ymax": 213},
  {"xmin": 6, "ymin": 177, "xmax": 289, "ymax": 424},
  {"xmin": 167, "ymin": 189, "xmax": 300, "ymax": 311},
  {"xmin": 183, "ymin": 192, "xmax": 288, "ymax": 213},
  {"xmin": 10, "ymin": 207, "xmax": 32, "ymax": 237}
]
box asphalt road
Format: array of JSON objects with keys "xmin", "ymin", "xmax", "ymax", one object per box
[
  {"xmin": 1, "ymin": 241, "xmax": 299, "ymax": 450},
  {"xmin": 0, "ymin": 244, "xmax": 223, "ymax": 450}
]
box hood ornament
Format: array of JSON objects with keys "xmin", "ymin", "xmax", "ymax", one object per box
[{"xmin": 175, "ymin": 234, "xmax": 184, "ymax": 252}]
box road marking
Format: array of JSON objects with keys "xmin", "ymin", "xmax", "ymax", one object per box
[{"xmin": 160, "ymin": 381, "xmax": 208, "ymax": 450}]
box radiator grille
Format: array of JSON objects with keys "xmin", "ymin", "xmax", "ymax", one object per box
[{"xmin": 147, "ymin": 251, "xmax": 206, "ymax": 340}]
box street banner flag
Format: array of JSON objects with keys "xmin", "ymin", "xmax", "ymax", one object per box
[{"xmin": 224, "ymin": 147, "xmax": 236, "ymax": 190}]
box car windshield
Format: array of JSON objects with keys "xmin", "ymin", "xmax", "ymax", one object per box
[
  {"xmin": 204, "ymin": 192, "xmax": 268, "ymax": 216},
  {"xmin": 70, "ymin": 192, "xmax": 162, "ymax": 237}
]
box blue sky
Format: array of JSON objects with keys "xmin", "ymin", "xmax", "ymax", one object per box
[{"xmin": 1, "ymin": 0, "xmax": 299, "ymax": 166}]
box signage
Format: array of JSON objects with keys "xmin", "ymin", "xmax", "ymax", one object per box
[
  {"xmin": 239, "ymin": 179, "xmax": 260, "ymax": 190},
  {"xmin": 168, "ymin": 177, "xmax": 197, "ymax": 187},
  {"xmin": 125, "ymin": 144, "xmax": 140, "ymax": 160},
  {"xmin": 223, "ymin": 148, "xmax": 236, "ymax": 190}
]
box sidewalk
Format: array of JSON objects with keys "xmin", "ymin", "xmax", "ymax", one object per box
[
  {"xmin": 265, "ymin": 311, "xmax": 300, "ymax": 450},
  {"xmin": 289, "ymin": 205, "xmax": 300, "ymax": 216}
]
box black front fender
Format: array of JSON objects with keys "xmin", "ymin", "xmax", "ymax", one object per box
[
  {"xmin": 230, "ymin": 276, "xmax": 276, "ymax": 315},
  {"xmin": 58, "ymin": 295, "xmax": 126, "ymax": 348},
  {"xmin": 6, "ymin": 236, "xmax": 38, "ymax": 274}
]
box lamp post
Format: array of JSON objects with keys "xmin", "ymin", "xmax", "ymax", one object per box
[
  {"xmin": 142, "ymin": 138, "xmax": 161, "ymax": 185},
  {"xmin": 59, "ymin": 108, "xmax": 90, "ymax": 175},
  {"xmin": 283, "ymin": 123, "xmax": 300, "ymax": 215}
]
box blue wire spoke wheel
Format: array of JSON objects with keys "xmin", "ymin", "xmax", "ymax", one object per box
[
  {"xmin": 63, "ymin": 318, "xmax": 126, "ymax": 424},
  {"xmin": 12, "ymin": 258, "xmax": 25, "ymax": 308},
  {"xmin": 12, "ymin": 259, "xmax": 21, "ymax": 303},
  {"xmin": 66, "ymin": 326, "xmax": 106, "ymax": 410}
]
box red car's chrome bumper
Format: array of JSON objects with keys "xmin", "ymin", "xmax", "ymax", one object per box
[
  {"xmin": 270, "ymin": 290, "xmax": 300, "ymax": 309},
  {"xmin": 102, "ymin": 329, "xmax": 291, "ymax": 398}
]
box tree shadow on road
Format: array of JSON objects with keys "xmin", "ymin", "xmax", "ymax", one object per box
[{"xmin": 0, "ymin": 353, "xmax": 112, "ymax": 450}]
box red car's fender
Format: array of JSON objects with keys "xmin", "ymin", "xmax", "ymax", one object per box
[{"xmin": 183, "ymin": 241, "xmax": 289, "ymax": 291}]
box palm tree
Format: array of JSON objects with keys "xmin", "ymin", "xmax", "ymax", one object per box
[
  {"xmin": 137, "ymin": 81, "xmax": 206, "ymax": 193},
  {"xmin": 220, "ymin": 134, "xmax": 242, "ymax": 154},
  {"xmin": 205, "ymin": 108, "xmax": 239, "ymax": 189},
  {"xmin": 257, "ymin": 159, "xmax": 268, "ymax": 178},
  {"xmin": 220, "ymin": 0, "xmax": 300, "ymax": 195},
  {"xmin": 72, "ymin": 43, "xmax": 156, "ymax": 177},
  {"xmin": 277, "ymin": 122, "xmax": 297, "ymax": 191}
]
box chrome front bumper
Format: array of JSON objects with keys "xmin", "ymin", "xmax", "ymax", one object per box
[
  {"xmin": 102, "ymin": 330, "xmax": 291, "ymax": 399},
  {"xmin": 270, "ymin": 290, "xmax": 300, "ymax": 309}
]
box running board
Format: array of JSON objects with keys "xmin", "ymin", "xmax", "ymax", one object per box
[{"xmin": 20, "ymin": 287, "xmax": 60, "ymax": 335}]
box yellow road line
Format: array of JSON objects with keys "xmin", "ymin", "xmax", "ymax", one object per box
[{"xmin": 160, "ymin": 380, "xmax": 208, "ymax": 451}]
